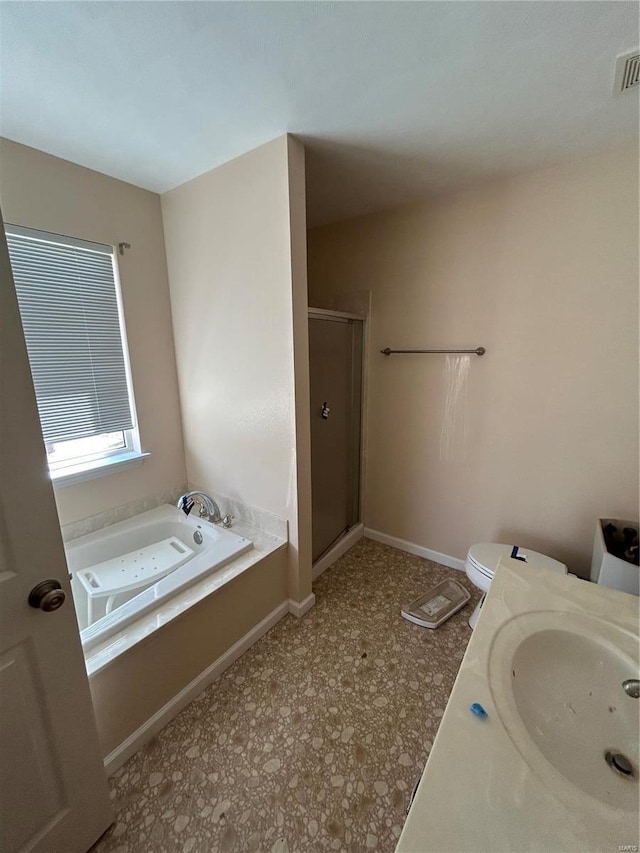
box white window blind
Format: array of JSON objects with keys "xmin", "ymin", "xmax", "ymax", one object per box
[{"xmin": 6, "ymin": 225, "xmax": 134, "ymax": 444}]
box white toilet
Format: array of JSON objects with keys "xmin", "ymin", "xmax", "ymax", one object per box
[{"xmin": 465, "ymin": 543, "xmax": 567, "ymax": 629}]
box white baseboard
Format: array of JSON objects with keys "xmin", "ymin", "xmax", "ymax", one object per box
[
  {"xmin": 288, "ymin": 592, "xmax": 316, "ymax": 618},
  {"xmin": 103, "ymin": 599, "xmax": 290, "ymax": 776},
  {"xmin": 363, "ymin": 527, "xmax": 465, "ymax": 572},
  {"xmin": 312, "ymin": 523, "xmax": 365, "ymax": 580}
]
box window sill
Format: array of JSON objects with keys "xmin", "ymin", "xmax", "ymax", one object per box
[{"xmin": 50, "ymin": 451, "xmax": 151, "ymax": 488}]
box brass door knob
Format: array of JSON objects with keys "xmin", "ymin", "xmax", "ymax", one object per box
[{"xmin": 28, "ymin": 579, "xmax": 66, "ymax": 612}]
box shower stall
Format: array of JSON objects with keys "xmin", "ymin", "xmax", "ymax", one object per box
[{"xmin": 308, "ymin": 309, "xmax": 364, "ymax": 563}]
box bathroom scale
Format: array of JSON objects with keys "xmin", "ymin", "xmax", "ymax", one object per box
[{"xmin": 401, "ymin": 578, "xmax": 471, "ymax": 629}]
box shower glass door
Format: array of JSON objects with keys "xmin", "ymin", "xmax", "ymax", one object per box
[{"xmin": 309, "ymin": 312, "xmax": 363, "ymax": 563}]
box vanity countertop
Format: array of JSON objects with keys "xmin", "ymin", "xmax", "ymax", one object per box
[{"xmin": 396, "ymin": 558, "xmax": 639, "ymax": 853}]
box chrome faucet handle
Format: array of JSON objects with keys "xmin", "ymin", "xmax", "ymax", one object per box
[
  {"xmin": 197, "ymin": 504, "xmax": 208, "ymax": 519},
  {"xmin": 222, "ymin": 514, "xmax": 234, "ymax": 529},
  {"xmin": 623, "ymin": 679, "xmax": 640, "ymax": 698}
]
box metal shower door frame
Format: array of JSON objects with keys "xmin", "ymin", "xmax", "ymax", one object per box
[{"xmin": 308, "ymin": 307, "xmax": 366, "ymax": 555}]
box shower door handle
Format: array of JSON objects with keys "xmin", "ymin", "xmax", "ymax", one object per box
[
  {"xmin": 321, "ymin": 402, "xmax": 331, "ymax": 420},
  {"xmin": 28, "ymin": 579, "xmax": 66, "ymax": 611}
]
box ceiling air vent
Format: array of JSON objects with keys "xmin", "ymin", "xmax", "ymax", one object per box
[{"xmin": 613, "ymin": 50, "xmax": 640, "ymax": 94}]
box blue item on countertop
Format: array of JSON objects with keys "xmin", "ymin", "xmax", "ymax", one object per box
[{"xmin": 470, "ymin": 702, "xmax": 488, "ymax": 719}]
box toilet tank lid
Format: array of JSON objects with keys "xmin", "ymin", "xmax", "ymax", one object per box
[{"xmin": 467, "ymin": 543, "xmax": 567, "ymax": 575}]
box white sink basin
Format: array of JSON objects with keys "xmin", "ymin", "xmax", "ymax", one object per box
[
  {"xmin": 396, "ymin": 560, "xmax": 640, "ymax": 853},
  {"xmin": 489, "ymin": 610, "xmax": 639, "ymax": 813}
]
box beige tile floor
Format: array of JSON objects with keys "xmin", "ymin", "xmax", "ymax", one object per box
[{"xmin": 93, "ymin": 538, "xmax": 479, "ymax": 853}]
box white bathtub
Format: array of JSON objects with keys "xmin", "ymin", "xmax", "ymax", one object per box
[{"xmin": 67, "ymin": 505, "xmax": 252, "ymax": 653}]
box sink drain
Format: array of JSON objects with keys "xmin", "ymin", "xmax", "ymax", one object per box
[{"xmin": 605, "ymin": 750, "xmax": 635, "ymax": 778}]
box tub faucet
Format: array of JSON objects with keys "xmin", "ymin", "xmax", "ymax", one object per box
[{"xmin": 177, "ymin": 491, "xmax": 222, "ymax": 524}]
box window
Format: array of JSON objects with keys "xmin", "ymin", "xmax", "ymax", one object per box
[{"xmin": 6, "ymin": 224, "xmax": 146, "ymax": 484}]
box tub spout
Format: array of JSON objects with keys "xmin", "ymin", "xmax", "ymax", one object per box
[{"xmin": 177, "ymin": 491, "xmax": 222, "ymax": 524}]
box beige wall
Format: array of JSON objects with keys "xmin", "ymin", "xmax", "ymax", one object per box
[
  {"xmin": 162, "ymin": 135, "xmax": 312, "ymax": 602},
  {"xmin": 0, "ymin": 139, "xmax": 186, "ymax": 526},
  {"xmin": 286, "ymin": 136, "xmax": 313, "ymax": 602},
  {"xmin": 308, "ymin": 147, "xmax": 639, "ymax": 577}
]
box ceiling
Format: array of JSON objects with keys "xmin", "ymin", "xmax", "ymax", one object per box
[{"xmin": 1, "ymin": 2, "xmax": 637, "ymax": 227}]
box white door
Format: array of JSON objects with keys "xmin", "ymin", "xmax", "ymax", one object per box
[{"xmin": 0, "ymin": 221, "xmax": 113, "ymax": 851}]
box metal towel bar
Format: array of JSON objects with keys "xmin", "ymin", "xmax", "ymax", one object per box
[{"xmin": 381, "ymin": 347, "xmax": 486, "ymax": 356}]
